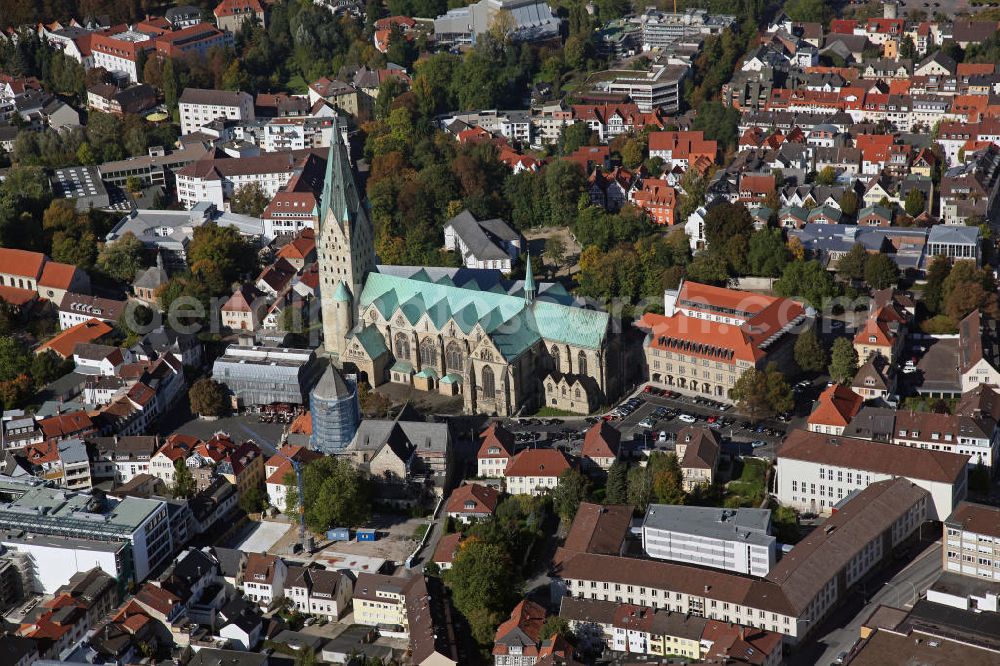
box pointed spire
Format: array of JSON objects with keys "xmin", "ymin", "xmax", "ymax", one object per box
[{"xmin": 524, "ymin": 251, "xmax": 535, "ymax": 303}]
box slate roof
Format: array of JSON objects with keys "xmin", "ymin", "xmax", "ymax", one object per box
[{"xmin": 444, "ymin": 209, "xmax": 520, "ymax": 262}]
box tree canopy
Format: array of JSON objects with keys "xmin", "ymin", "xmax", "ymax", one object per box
[{"xmin": 285, "ymin": 456, "xmax": 371, "ymax": 533}]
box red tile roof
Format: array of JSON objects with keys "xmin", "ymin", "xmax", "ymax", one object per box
[
  {"xmin": 808, "ymin": 384, "xmax": 863, "ymax": 429},
  {"xmin": 581, "ymin": 421, "xmax": 621, "ymax": 460},
  {"xmin": 37, "ymin": 318, "xmax": 113, "ymax": 358},
  {"xmin": 504, "ymin": 448, "xmax": 570, "ymax": 478},
  {"xmin": 0, "ymin": 248, "xmax": 46, "ymax": 280},
  {"xmin": 214, "ymin": 0, "xmax": 264, "ymax": 18},
  {"xmin": 446, "ymin": 483, "xmax": 501, "ymax": 516},
  {"xmin": 477, "ymin": 422, "xmax": 514, "ymax": 460},
  {"xmin": 38, "ymin": 411, "xmax": 94, "ymax": 440},
  {"xmin": 432, "ymin": 532, "xmax": 462, "ymax": 565}
]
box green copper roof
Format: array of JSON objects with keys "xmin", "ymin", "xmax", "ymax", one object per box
[
  {"xmin": 352, "ymin": 325, "xmax": 388, "ymax": 358},
  {"xmin": 440, "ymin": 373, "xmax": 462, "ymax": 384},
  {"xmin": 524, "ymin": 252, "xmax": 536, "ymax": 298},
  {"xmin": 320, "ymin": 116, "xmax": 368, "ymax": 235},
  {"xmin": 415, "ymin": 367, "xmax": 438, "ymax": 379},
  {"xmin": 391, "ymin": 361, "xmax": 414, "ymax": 374},
  {"xmin": 332, "ymin": 281, "xmax": 352, "ymax": 302},
  {"xmin": 358, "ymin": 272, "xmax": 609, "ymax": 361}
]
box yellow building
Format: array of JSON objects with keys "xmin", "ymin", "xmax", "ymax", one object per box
[{"xmin": 353, "ymin": 573, "xmax": 422, "ymax": 630}]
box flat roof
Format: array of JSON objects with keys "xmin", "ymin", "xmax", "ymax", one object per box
[
  {"xmin": 945, "ymin": 502, "xmax": 1000, "ymax": 540},
  {"xmin": 851, "ymin": 627, "xmax": 999, "ymax": 665},
  {"xmin": 0, "ymin": 480, "xmax": 163, "ymax": 536},
  {"xmin": 642, "ymin": 504, "xmax": 774, "ymax": 547},
  {"xmin": 902, "ymin": 599, "xmax": 1000, "ymax": 654}
]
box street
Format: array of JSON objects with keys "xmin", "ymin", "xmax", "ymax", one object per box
[{"xmin": 789, "ymin": 539, "xmax": 943, "ymax": 666}]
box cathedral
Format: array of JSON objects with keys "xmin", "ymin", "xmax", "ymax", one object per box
[{"xmin": 318, "ymin": 118, "xmax": 620, "ymax": 416}]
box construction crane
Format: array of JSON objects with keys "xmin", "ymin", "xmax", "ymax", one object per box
[{"xmin": 273, "ymin": 444, "xmax": 313, "ymax": 554}]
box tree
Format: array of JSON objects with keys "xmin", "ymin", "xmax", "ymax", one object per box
[
  {"xmin": 703, "ymin": 201, "xmax": 753, "ymax": 249},
  {"xmin": 540, "ymin": 616, "xmax": 573, "ymax": 643},
  {"xmin": 774, "ymin": 260, "xmax": 838, "ymax": 308},
  {"xmin": 230, "ymin": 182, "xmax": 270, "ymax": 217},
  {"xmin": 171, "ymin": 458, "xmax": 196, "ymax": 499},
  {"xmin": 605, "ymin": 460, "xmax": 628, "ymax": 504},
  {"xmin": 30, "ymin": 350, "xmax": 72, "ymax": 384},
  {"xmin": 899, "ymin": 35, "xmax": 916, "ymax": 61},
  {"xmin": 97, "ymin": 232, "xmax": 145, "ymax": 282},
  {"xmin": 923, "ymin": 255, "xmax": 951, "ymax": 314},
  {"xmin": 828, "ymin": 338, "xmax": 859, "ymax": 384},
  {"xmin": 730, "ymin": 365, "xmax": 793, "ymax": 422},
  {"xmin": 815, "ymin": 166, "xmax": 837, "ymax": 186},
  {"xmin": 285, "ymin": 456, "xmax": 371, "ymax": 533},
  {"xmin": 543, "ymin": 237, "xmax": 565, "ymax": 276},
  {"xmin": 240, "ymin": 484, "xmax": 268, "ymax": 514},
  {"xmin": 649, "ymin": 452, "xmax": 685, "ymax": 504},
  {"xmin": 445, "ymin": 540, "xmax": 519, "ymax": 644},
  {"xmin": 941, "ymin": 260, "xmax": 999, "ymax": 323},
  {"xmin": 794, "ymin": 326, "xmax": 828, "ymax": 374},
  {"xmin": 189, "ymin": 378, "xmax": 227, "ymax": 417},
  {"xmin": 553, "ymin": 468, "xmax": 589, "ymax": 523},
  {"xmin": 784, "ymin": 0, "xmax": 829, "ymax": 22},
  {"xmin": 0, "ymin": 375, "xmax": 32, "ymax": 410},
  {"xmin": 559, "ymin": 122, "xmax": 596, "ymax": 156},
  {"xmin": 839, "ymin": 190, "xmax": 859, "ymax": 217},
  {"xmin": 747, "ymin": 228, "xmax": 789, "ymax": 277},
  {"xmin": 620, "ymin": 138, "xmax": 644, "ymax": 169},
  {"xmin": 685, "ymin": 252, "xmax": 730, "ymax": 286},
  {"xmin": 0, "ymin": 336, "xmax": 31, "ymax": 382},
  {"xmin": 837, "ymin": 243, "xmax": 868, "ymax": 281},
  {"xmin": 626, "ymin": 464, "xmax": 652, "ymax": 511},
  {"xmin": 863, "ymin": 253, "xmax": 900, "ymax": 290},
  {"xmin": 904, "ymin": 188, "xmax": 926, "ymax": 217},
  {"xmin": 187, "ymin": 223, "xmax": 258, "ymax": 294}
]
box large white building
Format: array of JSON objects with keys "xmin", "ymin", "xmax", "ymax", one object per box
[
  {"xmin": 174, "ymin": 149, "xmax": 321, "ymax": 210},
  {"xmin": 641, "ymin": 505, "xmax": 777, "ymax": 576},
  {"xmin": 178, "ymin": 88, "xmax": 255, "ymax": 135},
  {"xmin": 775, "ymin": 429, "xmax": 968, "ymax": 519},
  {"xmin": 943, "ymin": 502, "xmax": 1000, "ymax": 585},
  {"xmin": 0, "ymin": 478, "xmax": 172, "ymax": 592}
]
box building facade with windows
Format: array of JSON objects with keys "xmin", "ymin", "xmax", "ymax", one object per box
[{"xmin": 943, "ymin": 502, "xmax": 1000, "ymax": 582}]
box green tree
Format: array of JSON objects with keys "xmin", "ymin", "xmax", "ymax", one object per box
[
  {"xmin": 30, "ymin": 350, "xmax": 72, "ymax": 384},
  {"xmin": 626, "ymin": 464, "xmax": 652, "ymax": 511},
  {"xmin": 230, "ymin": 182, "xmax": 270, "ymax": 217},
  {"xmin": 0, "ymin": 336, "xmax": 31, "ymax": 382},
  {"xmin": 97, "ymin": 232, "xmax": 145, "ymax": 282},
  {"xmin": 730, "ymin": 365, "xmax": 793, "ymax": 422},
  {"xmin": 863, "ymin": 253, "xmax": 900, "ymax": 290},
  {"xmin": 171, "ymin": 458, "xmax": 197, "ymax": 499},
  {"xmin": 815, "ymin": 166, "xmax": 837, "ymax": 186},
  {"xmin": 620, "ymin": 137, "xmax": 644, "ymax": 169},
  {"xmin": 543, "ymin": 236, "xmax": 566, "ymax": 276},
  {"xmin": 941, "ymin": 260, "xmax": 1000, "ymax": 323},
  {"xmin": 785, "ymin": 0, "xmax": 830, "ymax": 22},
  {"xmin": 899, "ymin": 35, "xmax": 916, "ymax": 61},
  {"xmin": 189, "ymin": 378, "xmax": 228, "ymax": 417},
  {"xmin": 545, "ymin": 160, "xmax": 585, "ymax": 227},
  {"xmin": 828, "ymin": 338, "xmax": 859, "ymax": 384},
  {"xmin": 685, "ymin": 252, "xmax": 731, "ymax": 286},
  {"xmin": 553, "ymin": 468, "xmax": 589, "ymax": 523},
  {"xmin": 922, "ymin": 255, "xmax": 951, "ymax": 314},
  {"xmin": 836, "ymin": 243, "xmax": 868, "ymax": 281},
  {"xmin": 794, "ymin": 326, "xmax": 828, "ymax": 374},
  {"xmin": 187, "ymin": 223, "xmax": 258, "ymax": 295},
  {"xmin": 840, "ymin": 190, "xmax": 859, "ymax": 217},
  {"xmin": 774, "ymin": 259, "xmax": 838, "ymax": 308},
  {"xmin": 703, "ymin": 201, "xmax": 753, "ymax": 250},
  {"xmin": 285, "ymin": 456, "xmax": 371, "ymax": 533},
  {"xmin": 649, "ymin": 452, "xmax": 685, "ymax": 504},
  {"xmin": 239, "ymin": 484, "xmax": 268, "ymax": 514},
  {"xmin": 605, "ymin": 460, "xmax": 628, "ymax": 504},
  {"xmin": 445, "ymin": 540, "xmax": 519, "ymax": 645},
  {"xmin": 540, "ymin": 615, "xmax": 573, "ymax": 642},
  {"xmin": 904, "ymin": 189, "xmax": 926, "ymax": 217},
  {"xmin": 747, "ymin": 228, "xmax": 789, "ymax": 277},
  {"xmin": 559, "ymin": 122, "xmax": 596, "ymax": 156}
]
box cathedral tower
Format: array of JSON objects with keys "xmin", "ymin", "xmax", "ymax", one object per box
[{"xmin": 318, "ymin": 117, "xmax": 375, "ymax": 362}]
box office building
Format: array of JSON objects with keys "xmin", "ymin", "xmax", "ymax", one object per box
[{"xmin": 641, "ymin": 505, "xmax": 777, "ymax": 576}]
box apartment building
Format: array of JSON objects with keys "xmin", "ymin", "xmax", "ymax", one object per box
[
  {"xmin": 891, "ymin": 409, "xmax": 997, "ymax": 469},
  {"xmin": 636, "ymin": 279, "xmax": 807, "ymax": 402},
  {"xmin": 641, "ymin": 505, "xmax": 777, "ymax": 576},
  {"xmin": 602, "ymin": 63, "xmax": 688, "ymax": 114},
  {"xmin": 284, "ymin": 565, "xmax": 353, "ymax": 620},
  {"xmin": 178, "ymin": 88, "xmax": 255, "ymax": 135},
  {"xmin": 476, "ymin": 422, "xmax": 514, "ymax": 478},
  {"xmin": 174, "ymin": 149, "xmax": 320, "ymax": 210},
  {"xmin": 775, "ymin": 429, "xmax": 968, "ymax": 518},
  {"xmin": 242, "ymin": 553, "xmax": 286, "ymax": 607},
  {"xmin": 943, "ymin": 502, "xmax": 1000, "ymax": 582},
  {"xmin": 353, "ymin": 572, "xmax": 422, "ymax": 630},
  {"xmin": 504, "ymin": 449, "xmax": 571, "ymax": 496}
]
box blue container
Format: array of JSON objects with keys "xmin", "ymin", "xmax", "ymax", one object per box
[
  {"xmin": 356, "ymin": 528, "xmax": 378, "ymax": 542},
  {"xmin": 326, "ymin": 528, "xmax": 351, "ymax": 542}
]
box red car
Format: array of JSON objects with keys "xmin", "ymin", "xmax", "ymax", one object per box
[
  {"xmin": 707, "ymin": 416, "xmax": 718, "ymax": 424},
  {"xmin": 643, "ymin": 385, "xmax": 654, "ymax": 393}
]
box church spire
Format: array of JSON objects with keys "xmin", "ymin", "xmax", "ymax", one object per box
[{"xmin": 524, "ymin": 251, "xmax": 535, "ymax": 303}]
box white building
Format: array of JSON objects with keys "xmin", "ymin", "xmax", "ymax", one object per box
[
  {"xmin": 178, "ymin": 88, "xmax": 255, "ymax": 135},
  {"xmin": 943, "ymin": 502, "xmax": 1000, "ymax": 585},
  {"xmin": 603, "ymin": 63, "xmax": 688, "ymax": 114},
  {"xmin": 174, "ymin": 150, "xmax": 316, "ymax": 210},
  {"xmin": 641, "ymin": 505, "xmax": 777, "ymax": 576},
  {"xmin": 242, "ymin": 553, "xmax": 287, "ymax": 608},
  {"xmin": 284, "ymin": 566, "xmax": 353, "ymax": 620},
  {"xmin": 775, "ymin": 429, "xmax": 968, "ymax": 519},
  {"xmin": 503, "ymin": 449, "xmax": 570, "ymax": 496},
  {"xmin": 443, "ymin": 210, "xmax": 521, "ymax": 273}
]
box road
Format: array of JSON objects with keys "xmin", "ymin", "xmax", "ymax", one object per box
[{"xmin": 789, "ymin": 539, "xmax": 943, "ymax": 666}]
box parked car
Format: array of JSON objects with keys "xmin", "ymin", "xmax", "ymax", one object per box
[
  {"xmin": 678, "ymin": 414, "xmax": 696, "ymax": 423},
  {"xmin": 639, "ymin": 417, "xmax": 657, "ymax": 429},
  {"xmin": 751, "ymin": 440, "xmax": 767, "ymax": 448}
]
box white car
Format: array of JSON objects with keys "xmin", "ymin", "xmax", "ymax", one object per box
[
  {"xmin": 658, "ymin": 430, "xmax": 668, "ymax": 442},
  {"xmin": 677, "ymin": 414, "xmax": 696, "ymax": 423},
  {"xmin": 902, "ymin": 361, "xmax": 917, "ymax": 374}
]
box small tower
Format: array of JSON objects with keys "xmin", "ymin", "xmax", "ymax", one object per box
[
  {"xmin": 309, "ymin": 364, "xmax": 360, "ymax": 454},
  {"xmin": 330, "ymin": 280, "xmax": 354, "ymax": 359},
  {"xmin": 524, "ymin": 252, "xmax": 536, "ymax": 304}
]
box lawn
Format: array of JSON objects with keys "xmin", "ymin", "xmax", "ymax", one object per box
[
  {"xmin": 725, "ymin": 458, "xmax": 769, "ymax": 508},
  {"xmin": 533, "ymin": 406, "xmax": 581, "ymax": 417},
  {"xmin": 412, "ymin": 523, "xmax": 429, "ymax": 540},
  {"xmin": 282, "ymin": 73, "xmax": 309, "ymax": 94}
]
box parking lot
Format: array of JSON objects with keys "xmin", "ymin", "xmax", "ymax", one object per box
[{"xmin": 500, "ymin": 387, "xmax": 791, "ymax": 460}]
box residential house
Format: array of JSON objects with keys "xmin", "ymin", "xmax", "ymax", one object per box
[
  {"xmin": 264, "ymin": 444, "xmax": 322, "ymax": 512},
  {"xmin": 443, "ymin": 210, "xmax": 522, "ymax": 273},
  {"xmin": 445, "ymin": 483, "xmax": 501, "ymax": 523},
  {"xmin": 504, "ymin": 449, "xmax": 571, "ymax": 496},
  {"xmin": 492, "ymin": 599, "xmax": 549, "ymax": 666},
  {"xmin": 807, "ymin": 384, "xmax": 863, "ymax": 435},
  {"xmin": 284, "ymin": 565, "xmax": 353, "ymax": 620},
  {"xmin": 580, "ymin": 421, "xmax": 620, "ymax": 472},
  {"xmin": 242, "ymin": 553, "xmax": 287, "ymax": 608},
  {"xmin": 36, "ymin": 319, "xmax": 113, "ymax": 359},
  {"xmin": 477, "ymin": 422, "xmax": 514, "ymax": 478},
  {"xmin": 432, "ymin": 532, "xmax": 462, "ymax": 571},
  {"xmin": 353, "ymin": 572, "xmax": 422, "ymax": 630},
  {"xmin": 673, "ymin": 426, "xmax": 720, "ymax": 491},
  {"xmin": 630, "ymin": 179, "xmax": 678, "ymax": 225},
  {"xmin": 214, "ymin": 0, "xmax": 266, "ymax": 32},
  {"xmin": 221, "ymin": 283, "xmax": 267, "ymax": 331},
  {"xmin": 852, "ymin": 354, "xmax": 895, "ymax": 401}
]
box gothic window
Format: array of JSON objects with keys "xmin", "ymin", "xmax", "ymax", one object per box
[
  {"xmin": 446, "ymin": 342, "xmax": 464, "ymax": 372},
  {"xmin": 575, "ymin": 388, "xmax": 581, "ymax": 399},
  {"xmin": 577, "ymin": 351, "xmax": 588, "ymax": 376},
  {"xmin": 420, "ymin": 338, "xmax": 437, "ymax": 367},
  {"xmin": 394, "ymin": 333, "xmax": 411, "ymax": 361},
  {"xmin": 482, "ymin": 365, "xmax": 496, "ymax": 398},
  {"xmin": 550, "ymin": 345, "xmax": 561, "ymax": 371},
  {"xmin": 480, "ymin": 349, "xmax": 493, "ymax": 361}
]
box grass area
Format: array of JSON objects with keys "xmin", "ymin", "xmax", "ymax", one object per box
[
  {"xmin": 412, "ymin": 523, "xmax": 429, "ymax": 540},
  {"xmin": 282, "ymin": 73, "xmax": 309, "ymax": 94},
  {"xmin": 533, "ymin": 406, "xmax": 582, "ymax": 417},
  {"xmin": 725, "ymin": 458, "xmax": 769, "ymax": 508}
]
